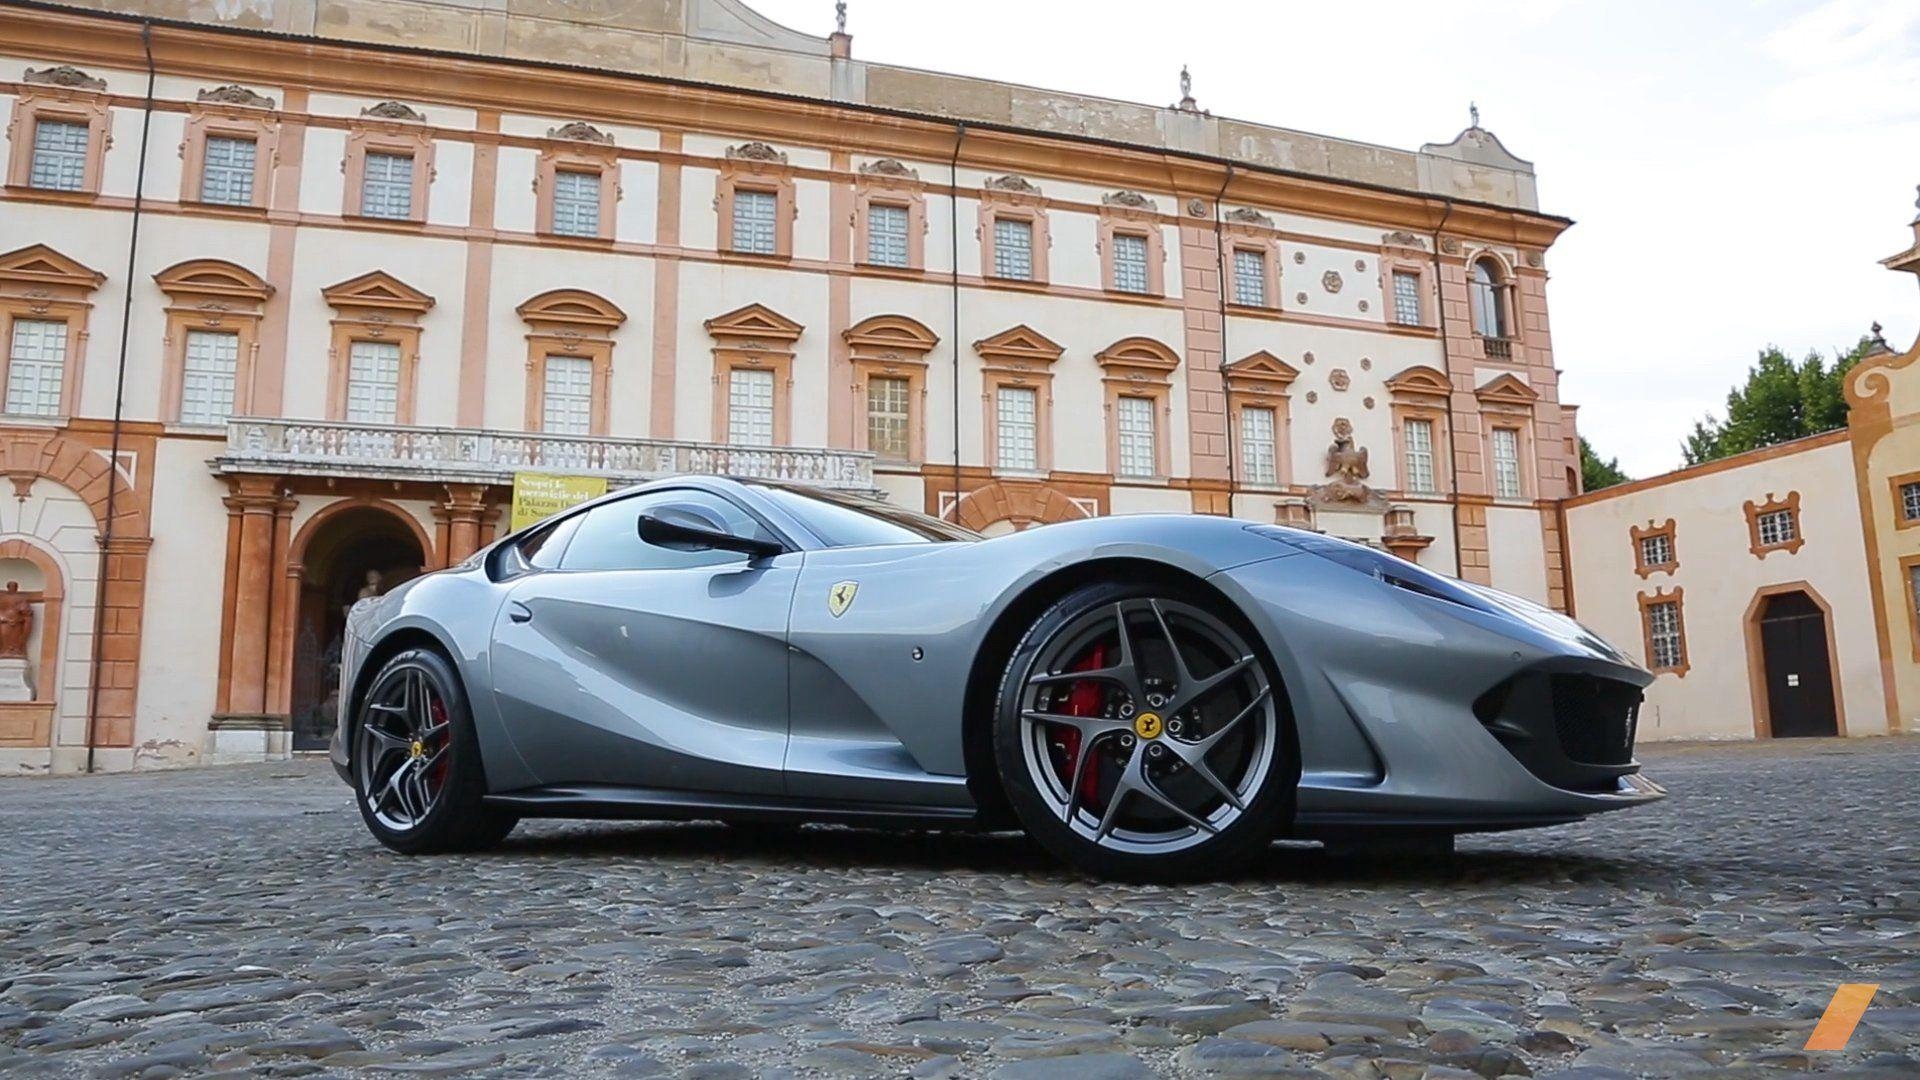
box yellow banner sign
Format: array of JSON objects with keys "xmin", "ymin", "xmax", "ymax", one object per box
[{"xmin": 509, "ymin": 472, "xmax": 607, "ymax": 532}]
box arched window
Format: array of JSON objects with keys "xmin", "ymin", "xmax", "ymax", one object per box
[{"xmin": 1469, "ymin": 258, "xmax": 1508, "ymax": 339}]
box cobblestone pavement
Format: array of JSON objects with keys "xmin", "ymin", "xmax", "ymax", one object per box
[{"xmin": 3, "ymin": 739, "xmax": 1918, "ymax": 1079}]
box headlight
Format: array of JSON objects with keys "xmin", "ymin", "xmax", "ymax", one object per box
[{"xmin": 1248, "ymin": 526, "xmax": 1500, "ymax": 615}]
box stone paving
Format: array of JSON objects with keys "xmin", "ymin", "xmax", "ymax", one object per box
[{"xmin": 2, "ymin": 738, "xmax": 1918, "ymax": 1078}]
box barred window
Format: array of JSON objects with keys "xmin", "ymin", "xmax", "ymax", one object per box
[
  {"xmin": 866, "ymin": 375, "xmax": 911, "ymax": 460},
  {"xmin": 200, "ymin": 136, "xmax": 257, "ymax": 206},
  {"xmin": 1403, "ymin": 418, "xmax": 1436, "ymax": 495},
  {"xmin": 5, "ymin": 319, "xmax": 67, "ymax": 417},
  {"xmin": 1112, "ymin": 233, "xmax": 1150, "ymax": 294},
  {"xmin": 992, "ymin": 217, "xmax": 1034, "ymax": 281},
  {"xmin": 1116, "ymin": 396, "xmax": 1156, "ymax": 478},
  {"xmin": 1757, "ymin": 508, "xmax": 1797, "ymax": 548},
  {"xmin": 1232, "ymin": 249, "xmax": 1266, "ymax": 307},
  {"xmin": 551, "ymin": 170, "xmax": 602, "ymax": 238},
  {"xmin": 1909, "ymin": 564, "xmax": 1920, "ymax": 627},
  {"xmin": 360, "ymin": 152, "xmax": 414, "ymax": 220},
  {"xmin": 344, "ymin": 340, "xmax": 401, "ymax": 423},
  {"xmin": 731, "ymin": 189, "xmax": 778, "ymax": 255},
  {"xmin": 1392, "ymin": 270, "xmax": 1422, "ymax": 326},
  {"xmin": 1240, "ymin": 406, "xmax": 1277, "ymax": 487},
  {"xmin": 1645, "ymin": 600, "xmax": 1684, "ymax": 671},
  {"xmin": 995, "ymin": 386, "xmax": 1038, "ymax": 470},
  {"xmin": 727, "ymin": 367, "xmax": 775, "ymax": 446},
  {"xmin": 542, "ymin": 355, "xmax": 593, "ymax": 435},
  {"xmin": 867, "ymin": 203, "xmax": 910, "ymax": 267},
  {"xmin": 180, "ymin": 329, "xmax": 240, "ymax": 426},
  {"xmin": 1639, "ymin": 533, "xmax": 1673, "ymax": 571},
  {"xmin": 1491, "ymin": 427, "xmax": 1522, "ymax": 499},
  {"xmin": 29, "ymin": 119, "xmax": 89, "ymax": 192},
  {"xmin": 1901, "ymin": 480, "xmax": 1920, "ymax": 524}
]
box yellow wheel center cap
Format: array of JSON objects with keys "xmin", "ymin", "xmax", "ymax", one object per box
[
  {"xmin": 410, "ymin": 739, "xmax": 425, "ymax": 759},
  {"xmin": 1133, "ymin": 712, "xmax": 1163, "ymax": 740}
]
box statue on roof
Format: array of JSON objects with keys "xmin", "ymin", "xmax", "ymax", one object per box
[{"xmin": 835, "ymin": 1, "xmax": 847, "ymax": 34}]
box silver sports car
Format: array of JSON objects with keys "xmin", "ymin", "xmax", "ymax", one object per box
[{"xmin": 330, "ymin": 476, "xmax": 1663, "ymax": 881}]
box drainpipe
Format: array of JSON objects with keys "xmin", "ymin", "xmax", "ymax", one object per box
[
  {"xmin": 1210, "ymin": 165, "xmax": 1237, "ymax": 507},
  {"xmin": 948, "ymin": 123, "xmax": 966, "ymax": 514},
  {"xmin": 1427, "ymin": 198, "xmax": 1465, "ymax": 578},
  {"xmin": 84, "ymin": 21, "xmax": 154, "ymax": 772}
]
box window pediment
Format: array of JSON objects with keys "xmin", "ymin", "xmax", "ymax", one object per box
[
  {"xmin": 1096, "ymin": 336, "xmax": 1180, "ymax": 375},
  {"xmin": 1386, "ymin": 364, "xmax": 1452, "ymax": 403},
  {"xmin": 517, "ymin": 289, "xmax": 626, "ymax": 331},
  {"xmin": 844, "ymin": 314, "xmax": 937, "ymax": 361},
  {"xmin": 974, "ymin": 325, "xmax": 1063, "ymax": 368},
  {"xmin": 705, "ymin": 303, "xmax": 803, "ymax": 346},
  {"xmin": 1474, "ymin": 372, "xmax": 1538, "ymax": 409},
  {"xmin": 0, "ymin": 245, "xmax": 105, "ymax": 294},
  {"xmin": 1223, "ymin": 350, "xmax": 1299, "ymax": 391},
  {"xmin": 321, "ymin": 271, "xmax": 435, "ymax": 316},
  {"xmin": 153, "ymin": 259, "xmax": 272, "ymax": 304}
]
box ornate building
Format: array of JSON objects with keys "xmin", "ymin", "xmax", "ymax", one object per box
[{"xmin": 0, "ymin": 0, "xmax": 1580, "ymax": 771}]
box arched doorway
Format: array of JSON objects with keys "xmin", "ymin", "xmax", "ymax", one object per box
[
  {"xmin": 1748, "ymin": 587, "xmax": 1842, "ymax": 738},
  {"xmin": 289, "ymin": 504, "xmax": 427, "ymax": 751}
]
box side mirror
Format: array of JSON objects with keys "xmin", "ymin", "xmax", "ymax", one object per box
[{"xmin": 637, "ymin": 511, "xmax": 783, "ymax": 561}]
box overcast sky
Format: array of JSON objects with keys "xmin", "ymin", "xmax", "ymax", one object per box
[{"xmin": 753, "ymin": 0, "xmax": 1920, "ymax": 477}]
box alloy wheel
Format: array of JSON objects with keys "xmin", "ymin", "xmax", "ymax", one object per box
[{"xmin": 354, "ymin": 664, "xmax": 454, "ymax": 832}]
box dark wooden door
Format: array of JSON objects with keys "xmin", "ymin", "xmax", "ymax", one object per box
[{"xmin": 1759, "ymin": 591, "xmax": 1837, "ymax": 738}]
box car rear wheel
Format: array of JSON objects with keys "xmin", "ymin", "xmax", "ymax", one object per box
[
  {"xmin": 352, "ymin": 647, "xmax": 517, "ymax": 854},
  {"xmin": 993, "ymin": 581, "xmax": 1294, "ymax": 882}
]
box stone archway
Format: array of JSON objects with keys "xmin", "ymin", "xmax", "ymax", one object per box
[
  {"xmin": 283, "ymin": 499, "xmax": 430, "ymax": 751},
  {"xmin": 947, "ymin": 480, "xmax": 1094, "ymax": 534}
]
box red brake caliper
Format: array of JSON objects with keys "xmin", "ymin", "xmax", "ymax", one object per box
[
  {"xmin": 1055, "ymin": 643, "xmax": 1107, "ymax": 803},
  {"xmin": 427, "ymin": 698, "xmax": 451, "ymax": 786}
]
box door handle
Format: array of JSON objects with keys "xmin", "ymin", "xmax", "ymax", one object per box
[{"xmin": 507, "ymin": 600, "xmax": 534, "ymax": 624}]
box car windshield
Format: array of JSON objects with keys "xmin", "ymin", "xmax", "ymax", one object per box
[{"xmin": 756, "ymin": 485, "xmax": 981, "ymax": 547}]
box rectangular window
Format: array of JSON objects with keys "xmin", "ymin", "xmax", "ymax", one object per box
[
  {"xmin": 1901, "ymin": 481, "xmax": 1920, "ymax": 524},
  {"xmin": 345, "ymin": 340, "xmax": 401, "ymax": 424},
  {"xmin": 360, "ymin": 152, "xmax": 414, "ymax": 220},
  {"xmin": 1646, "ymin": 600, "xmax": 1684, "ymax": 671},
  {"xmin": 5, "ymin": 319, "xmax": 66, "ymax": 417},
  {"xmin": 542, "ymin": 355, "xmax": 593, "ymax": 435},
  {"xmin": 1910, "ymin": 563, "xmax": 1920, "ymax": 627},
  {"xmin": 992, "ymin": 217, "xmax": 1034, "ymax": 281},
  {"xmin": 867, "ymin": 203, "xmax": 910, "ymax": 267},
  {"xmin": 551, "ymin": 170, "xmax": 602, "ymax": 238},
  {"xmin": 1392, "ymin": 270, "xmax": 1422, "ymax": 326},
  {"xmin": 1112, "ymin": 233, "xmax": 1150, "ymax": 294},
  {"xmin": 1116, "ymin": 396, "xmax": 1156, "ymax": 478},
  {"xmin": 1491, "ymin": 427, "xmax": 1522, "ymax": 499},
  {"xmin": 29, "ymin": 118, "xmax": 90, "ymax": 192},
  {"xmin": 1240, "ymin": 406, "xmax": 1277, "ymax": 487},
  {"xmin": 866, "ymin": 375, "xmax": 911, "ymax": 460},
  {"xmin": 1757, "ymin": 508, "xmax": 1797, "ymax": 548},
  {"xmin": 1232, "ymin": 249, "xmax": 1267, "ymax": 307},
  {"xmin": 180, "ymin": 329, "xmax": 240, "ymax": 426},
  {"xmin": 200, "ymin": 136, "xmax": 258, "ymax": 206},
  {"xmin": 727, "ymin": 367, "xmax": 775, "ymax": 446},
  {"xmin": 1403, "ymin": 418, "xmax": 1436, "ymax": 494},
  {"xmin": 731, "ymin": 188, "xmax": 778, "ymax": 255},
  {"xmin": 1639, "ymin": 533, "xmax": 1673, "ymax": 570},
  {"xmin": 995, "ymin": 386, "xmax": 1038, "ymax": 471}
]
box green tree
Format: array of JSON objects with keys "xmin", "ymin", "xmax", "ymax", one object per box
[
  {"xmin": 1579, "ymin": 436, "xmax": 1629, "ymax": 492},
  {"xmin": 1681, "ymin": 336, "xmax": 1875, "ymax": 465}
]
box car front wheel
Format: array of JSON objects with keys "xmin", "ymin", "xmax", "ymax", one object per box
[
  {"xmin": 352, "ymin": 647, "xmax": 517, "ymax": 854},
  {"xmin": 993, "ymin": 582, "xmax": 1294, "ymax": 882}
]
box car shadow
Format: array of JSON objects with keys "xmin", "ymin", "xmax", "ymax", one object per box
[{"xmin": 485, "ymin": 820, "xmax": 1653, "ymax": 887}]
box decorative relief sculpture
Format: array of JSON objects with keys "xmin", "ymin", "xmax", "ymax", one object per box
[
  {"xmin": 861, "ymin": 158, "xmax": 917, "ymax": 178},
  {"xmin": 548, "ymin": 121, "xmax": 613, "ymax": 144},
  {"xmin": 24, "ymin": 65, "xmax": 106, "ymax": 91},
  {"xmin": 0, "ymin": 582, "xmax": 33, "ymax": 702},
  {"xmin": 1382, "ymin": 230, "xmax": 1426, "ymax": 249},
  {"xmin": 1102, "ymin": 190, "xmax": 1154, "ymax": 210},
  {"xmin": 1329, "ymin": 368, "xmax": 1350, "ymax": 391},
  {"xmin": 728, "ymin": 141, "xmax": 788, "ymax": 164},
  {"xmin": 1186, "ymin": 198, "xmax": 1209, "ymax": 217},
  {"xmin": 362, "ymin": 100, "xmax": 427, "ymax": 122},
  {"xmin": 985, "ymin": 174, "xmax": 1040, "ymax": 195},
  {"xmin": 198, "ymin": 84, "xmax": 275, "ymax": 109},
  {"xmin": 1313, "ymin": 418, "xmax": 1386, "ymax": 509},
  {"xmin": 1226, "ymin": 207, "xmax": 1273, "ymax": 228},
  {"xmin": 1322, "ymin": 270, "xmax": 1344, "ymax": 294}
]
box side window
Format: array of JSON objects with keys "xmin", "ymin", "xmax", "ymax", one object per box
[{"xmin": 559, "ymin": 491, "xmax": 777, "ymax": 572}]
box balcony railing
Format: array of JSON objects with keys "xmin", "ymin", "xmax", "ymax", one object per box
[
  {"xmin": 212, "ymin": 419, "xmax": 876, "ymax": 491},
  {"xmin": 1482, "ymin": 337, "xmax": 1515, "ymax": 361}
]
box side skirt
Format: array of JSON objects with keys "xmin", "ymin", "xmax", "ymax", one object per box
[{"xmin": 485, "ymin": 784, "xmax": 985, "ymax": 830}]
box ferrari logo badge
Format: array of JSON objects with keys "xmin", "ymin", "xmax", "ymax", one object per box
[
  {"xmin": 1133, "ymin": 712, "xmax": 1163, "ymax": 740},
  {"xmin": 409, "ymin": 739, "xmax": 425, "ymax": 759},
  {"xmin": 828, "ymin": 580, "xmax": 859, "ymax": 618}
]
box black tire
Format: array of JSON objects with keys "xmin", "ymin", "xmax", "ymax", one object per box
[
  {"xmin": 992, "ymin": 581, "xmax": 1295, "ymax": 883},
  {"xmin": 351, "ymin": 647, "xmax": 518, "ymax": 855}
]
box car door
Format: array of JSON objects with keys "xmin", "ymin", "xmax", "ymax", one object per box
[{"xmin": 489, "ymin": 488, "xmax": 798, "ymax": 795}]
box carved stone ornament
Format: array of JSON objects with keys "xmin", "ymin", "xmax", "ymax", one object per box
[
  {"xmin": 1322, "ymin": 270, "xmax": 1344, "ymax": 294},
  {"xmin": 0, "ymin": 581, "xmax": 33, "ymax": 661},
  {"xmin": 24, "ymin": 65, "xmax": 106, "ymax": 91},
  {"xmin": 1525, "ymin": 250, "xmax": 1545, "ymax": 268},
  {"xmin": 1102, "ymin": 190, "xmax": 1154, "ymax": 210},
  {"xmin": 548, "ymin": 121, "xmax": 613, "ymax": 144},
  {"xmin": 985, "ymin": 174, "xmax": 1041, "ymax": 195},
  {"xmin": 728, "ymin": 141, "xmax": 788, "ymax": 164},
  {"xmin": 1226, "ymin": 207, "xmax": 1273, "ymax": 228},
  {"xmin": 197, "ymin": 84, "xmax": 275, "ymax": 109},
  {"xmin": 1358, "ymin": 300, "xmax": 1370, "ymax": 313},
  {"xmin": 1312, "ymin": 417, "xmax": 1386, "ymax": 509},
  {"xmin": 1296, "ymin": 292, "xmax": 1309, "ymax": 305},
  {"xmin": 1354, "ymin": 259, "xmax": 1367, "ymax": 272},
  {"xmin": 1363, "ymin": 396, "xmax": 1376, "ymax": 410},
  {"xmin": 1302, "ymin": 351, "xmax": 1316, "ymax": 365},
  {"xmin": 1187, "ymin": 198, "xmax": 1209, "ymax": 217},
  {"xmin": 1360, "ymin": 357, "xmax": 1372, "ymax": 371},
  {"xmin": 861, "ymin": 158, "xmax": 917, "ymax": 179},
  {"xmin": 1305, "ymin": 390, "xmax": 1318, "ymax": 404},
  {"xmin": 1293, "ymin": 251, "xmax": 1306, "ymax": 264},
  {"xmin": 1440, "ymin": 237, "xmax": 1463, "ymax": 255},
  {"xmin": 1382, "ymin": 230, "xmax": 1426, "ymax": 250},
  {"xmin": 361, "ymin": 100, "xmax": 427, "ymax": 122},
  {"xmin": 1329, "ymin": 368, "xmax": 1350, "ymax": 391}
]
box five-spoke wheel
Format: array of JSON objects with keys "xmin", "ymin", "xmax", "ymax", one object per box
[{"xmin": 995, "ymin": 583, "xmax": 1293, "ymax": 881}]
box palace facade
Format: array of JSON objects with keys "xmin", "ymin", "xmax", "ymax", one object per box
[{"xmin": 0, "ymin": 0, "xmax": 1581, "ymax": 772}]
